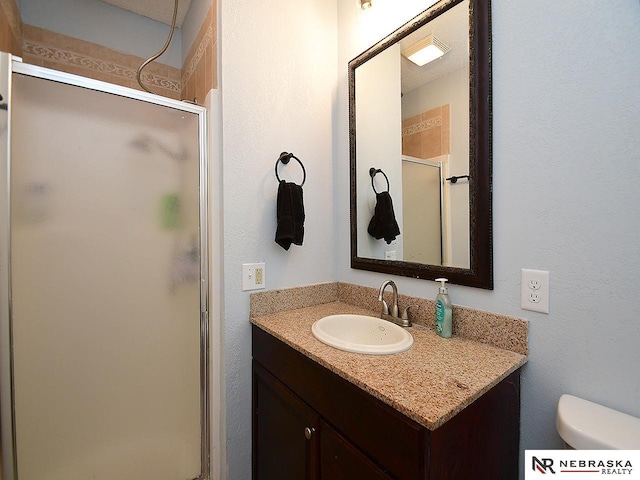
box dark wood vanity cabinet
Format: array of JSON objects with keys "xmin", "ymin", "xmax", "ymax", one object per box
[
  {"xmin": 252, "ymin": 325, "xmax": 521, "ymax": 480},
  {"xmin": 253, "ymin": 361, "xmax": 392, "ymax": 480},
  {"xmin": 253, "ymin": 361, "xmax": 320, "ymax": 480}
]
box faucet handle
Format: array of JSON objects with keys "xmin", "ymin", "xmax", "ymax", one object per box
[
  {"xmin": 400, "ymin": 305, "xmax": 417, "ymax": 321},
  {"xmin": 380, "ymin": 299, "xmax": 389, "ymax": 315}
]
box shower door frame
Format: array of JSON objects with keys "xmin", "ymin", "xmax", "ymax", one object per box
[
  {"xmin": 0, "ymin": 53, "xmax": 211, "ymax": 480},
  {"xmin": 401, "ymin": 154, "xmax": 446, "ymax": 265}
]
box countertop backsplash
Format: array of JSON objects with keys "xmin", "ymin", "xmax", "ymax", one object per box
[{"xmin": 250, "ymin": 281, "xmax": 528, "ymax": 356}]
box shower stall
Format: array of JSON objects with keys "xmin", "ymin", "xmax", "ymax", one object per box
[{"xmin": 0, "ymin": 53, "xmax": 210, "ymax": 480}]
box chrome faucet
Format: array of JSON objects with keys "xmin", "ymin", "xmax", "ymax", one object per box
[{"xmin": 377, "ymin": 280, "xmax": 412, "ymax": 327}]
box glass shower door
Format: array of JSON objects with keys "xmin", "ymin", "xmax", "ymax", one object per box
[{"xmin": 3, "ymin": 63, "xmax": 207, "ymax": 480}]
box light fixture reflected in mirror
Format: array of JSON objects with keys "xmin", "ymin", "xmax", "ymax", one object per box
[
  {"xmin": 360, "ymin": 0, "xmax": 372, "ymax": 10},
  {"xmin": 402, "ymin": 34, "xmax": 450, "ymax": 66}
]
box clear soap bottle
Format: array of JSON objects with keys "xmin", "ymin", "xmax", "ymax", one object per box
[{"xmin": 435, "ymin": 278, "xmax": 452, "ymax": 338}]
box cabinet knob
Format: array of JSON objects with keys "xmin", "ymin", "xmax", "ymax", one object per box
[{"xmin": 304, "ymin": 427, "xmax": 315, "ymax": 440}]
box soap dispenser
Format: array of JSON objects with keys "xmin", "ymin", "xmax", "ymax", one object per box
[{"xmin": 435, "ymin": 278, "xmax": 452, "ymax": 338}]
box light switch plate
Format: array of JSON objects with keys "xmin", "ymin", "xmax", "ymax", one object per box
[
  {"xmin": 243, "ymin": 263, "xmax": 266, "ymax": 291},
  {"xmin": 521, "ymin": 269, "xmax": 549, "ymax": 313}
]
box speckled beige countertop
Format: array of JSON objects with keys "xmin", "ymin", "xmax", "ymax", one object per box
[{"xmin": 250, "ymin": 282, "xmax": 528, "ymax": 431}]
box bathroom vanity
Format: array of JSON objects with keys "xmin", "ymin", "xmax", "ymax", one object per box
[{"xmin": 251, "ymin": 295, "xmax": 527, "ymax": 480}]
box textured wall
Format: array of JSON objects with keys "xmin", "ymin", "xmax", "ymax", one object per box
[
  {"xmin": 220, "ymin": 0, "xmax": 337, "ymax": 477},
  {"xmin": 355, "ymin": 44, "xmax": 403, "ymax": 261},
  {"xmin": 337, "ymin": 1, "xmax": 640, "ymax": 476}
]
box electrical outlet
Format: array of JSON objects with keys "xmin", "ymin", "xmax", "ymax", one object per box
[
  {"xmin": 242, "ymin": 262, "xmax": 266, "ymax": 291},
  {"xmin": 384, "ymin": 250, "xmax": 397, "ymax": 260},
  {"xmin": 521, "ymin": 269, "xmax": 549, "ymax": 313},
  {"xmin": 528, "ymin": 279, "xmax": 541, "ymax": 290}
]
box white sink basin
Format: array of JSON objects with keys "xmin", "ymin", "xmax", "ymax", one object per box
[{"xmin": 311, "ymin": 314, "xmax": 413, "ymax": 355}]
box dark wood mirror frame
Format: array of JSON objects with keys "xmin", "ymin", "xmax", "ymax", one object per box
[{"xmin": 349, "ymin": 0, "xmax": 492, "ymax": 289}]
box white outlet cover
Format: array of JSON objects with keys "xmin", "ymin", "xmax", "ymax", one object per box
[
  {"xmin": 521, "ymin": 269, "xmax": 549, "ymax": 314},
  {"xmin": 384, "ymin": 250, "xmax": 397, "ymax": 260}
]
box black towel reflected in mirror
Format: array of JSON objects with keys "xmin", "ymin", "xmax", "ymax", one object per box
[{"xmin": 367, "ymin": 191, "xmax": 400, "ymax": 244}]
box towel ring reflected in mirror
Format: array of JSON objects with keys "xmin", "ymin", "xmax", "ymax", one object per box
[
  {"xmin": 369, "ymin": 168, "xmax": 390, "ymax": 194},
  {"xmin": 275, "ymin": 151, "xmax": 306, "ymax": 187}
]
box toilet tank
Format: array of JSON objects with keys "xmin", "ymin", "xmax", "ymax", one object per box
[{"xmin": 556, "ymin": 394, "xmax": 640, "ymax": 449}]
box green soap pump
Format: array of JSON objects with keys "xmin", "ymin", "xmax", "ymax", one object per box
[{"xmin": 435, "ymin": 278, "xmax": 452, "ymax": 338}]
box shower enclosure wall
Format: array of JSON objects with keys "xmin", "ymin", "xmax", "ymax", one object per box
[{"xmin": 0, "ymin": 53, "xmax": 210, "ymax": 480}]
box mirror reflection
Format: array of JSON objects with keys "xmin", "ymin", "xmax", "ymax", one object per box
[
  {"xmin": 349, "ymin": 0, "xmax": 492, "ymax": 289},
  {"xmin": 355, "ymin": 0, "xmax": 469, "ymax": 268}
]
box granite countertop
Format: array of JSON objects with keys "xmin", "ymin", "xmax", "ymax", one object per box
[{"xmin": 251, "ymin": 300, "xmax": 527, "ymax": 431}]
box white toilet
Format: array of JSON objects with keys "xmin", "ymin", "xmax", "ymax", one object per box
[{"xmin": 556, "ymin": 394, "xmax": 640, "ymax": 449}]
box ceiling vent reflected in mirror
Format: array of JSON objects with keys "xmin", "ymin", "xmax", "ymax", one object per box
[{"xmin": 402, "ymin": 34, "xmax": 450, "ymax": 66}]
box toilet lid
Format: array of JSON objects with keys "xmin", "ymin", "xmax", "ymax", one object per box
[{"xmin": 556, "ymin": 394, "xmax": 640, "ymax": 449}]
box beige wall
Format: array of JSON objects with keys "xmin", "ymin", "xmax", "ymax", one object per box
[
  {"xmin": 402, "ymin": 104, "xmax": 450, "ymax": 159},
  {"xmin": 0, "ymin": 0, "xmax": 22, "ymax": 56},
  {"xmin": 181, "ymin": 2, "xmax": 217, "ymax": 103}
]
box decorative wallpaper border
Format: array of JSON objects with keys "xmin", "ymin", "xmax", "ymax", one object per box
[
  {"xmin": 182, "ymin": 24, "xmax": 214, "ymax": 87},
  {"xmin": 181, "ymin": 1, "xmax": 217, "ymax": 103},
  {"xmin": 23, "ymin": 40, "xmax": 181, "ymax": 93},
  {"xmin": 402, "ymin": 117, "xmax": 443, "ymax": 136},
  {"xmin": 14, "ymin": 2, "xmax": 216, "ymax": 103}
]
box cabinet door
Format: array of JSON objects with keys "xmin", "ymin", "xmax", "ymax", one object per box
[
  {"xmin": 320, "ymin": 420, "xmax": 393, "ymax": 480},
  {"xmin": 253, "ymin": 361, "xmax": 320, "ymax": 480}
]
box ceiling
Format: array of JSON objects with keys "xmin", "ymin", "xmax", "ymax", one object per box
[
  {"xmin": 399, "ymin": 0, "xmax": 469, "ymax": 95},
  {"xmin": 100, "ymin": 0, "xmax": 192, "ymax": 27}
]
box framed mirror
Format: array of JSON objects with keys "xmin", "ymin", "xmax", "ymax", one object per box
[{"xmin": 349, "ymin": 0, "xmax": 492, "ymax": 289}]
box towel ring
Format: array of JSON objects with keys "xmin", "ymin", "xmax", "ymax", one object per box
[
  {"xmin": 369, "ymin": 168, "xmax": 389, "ymax": 194},
  {"xmin": 275, "ymin": 152, "xmax": 306, "ymax": 187}
]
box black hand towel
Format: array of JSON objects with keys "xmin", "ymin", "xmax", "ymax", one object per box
[
  {"xmin": 367, "ymin": 191, "xmax": 400, "ymax": 244},
  {"xmin": 275, "ymin": 180, "xmax": 305, "ymax": 250}
]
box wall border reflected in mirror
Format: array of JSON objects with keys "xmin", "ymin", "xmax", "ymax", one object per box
[{"xmin": 349, "ymin": 0, "xmax": 492, "ymax": 289}]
